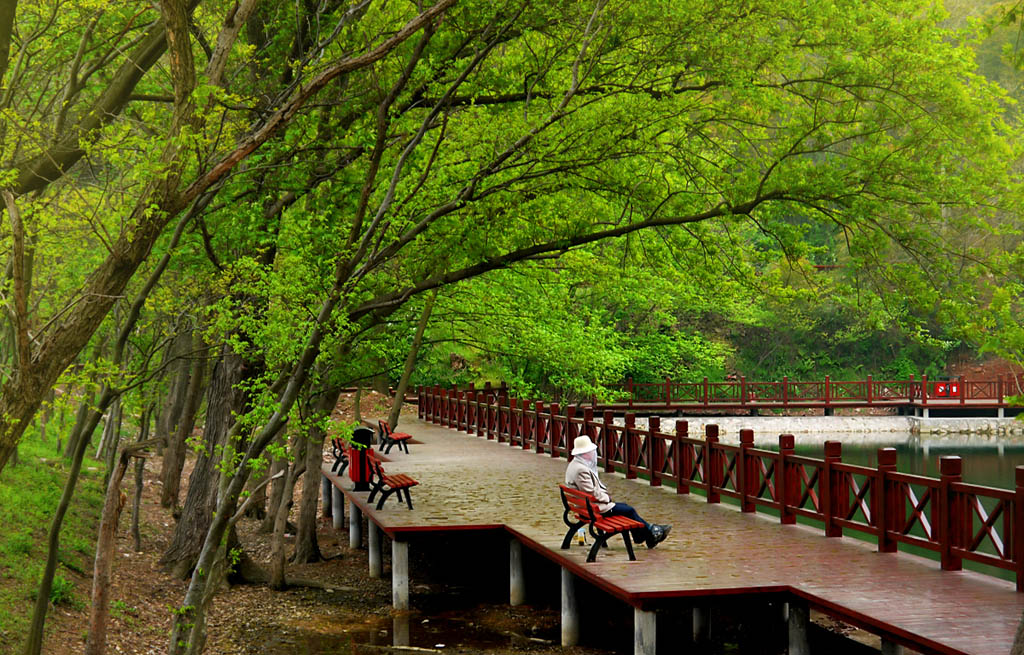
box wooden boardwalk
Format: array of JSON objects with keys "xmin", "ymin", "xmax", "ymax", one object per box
[{"xmin": 324, "ymin": 418, "xmax": 1024, "ymax": 655}]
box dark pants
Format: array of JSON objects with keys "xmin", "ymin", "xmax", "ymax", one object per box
[{"xmin": 603, "ymin": 502, "xmax": 652, "ymax": 543}]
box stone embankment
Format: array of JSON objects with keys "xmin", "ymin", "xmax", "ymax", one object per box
[{"xmin": 626, "ymin": 415, "xmax": 1024, "ymax": 445}]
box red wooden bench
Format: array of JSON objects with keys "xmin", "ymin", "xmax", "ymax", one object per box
[
  {"xmin": 366, "ymin": 450, "xmax": 419, "ymax": 510},
  {"xmin": 330, "ymin": 437, "xmax": 349, "ymax": 474},
  {"xmin": 378, "ymin": 420, "xmax": 413, "ymax": 455},
  {"xmin": 559, "ymin": 484, "xmax": 645, "ymax": 562}
]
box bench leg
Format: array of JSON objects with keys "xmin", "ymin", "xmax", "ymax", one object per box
[
  {"xmin": 402, "ymin": 488, "xmax": 414, "ymax": 510},
  {"xmin": 384, "ymin": 440, "xmax": 395, "ymax": 455},
  {"xmin": 587, "ymin": 534, "xmax": 610, "ymax": 562},
  {"xmin": 621, "ymin": 532, "xmax": 637, "ymax": 561},
  {"xmin": 400, "ymin": 440, "xmax": 410, "ymax": 454},
  {"xmin": 367, "ymin": 481, "xmax": 383, "ymax": 505},
  {"xmin": 376, "ymin": 489, "xmax": 393, "ymax": 511},
  {"xmin": 560, "ymin": 522, "xmax": 583, "ymax": 550}
]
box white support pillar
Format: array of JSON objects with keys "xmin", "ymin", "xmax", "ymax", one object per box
[
  {"xmin": 881, "ymin": 638, "xmax": 904, "ymax": 655},
  {"xmin": 331, "ymin": 485, "xmax": 344, "ymax": 530},
  {"xmin": 693, "ymin": 605, "xmax": 709, "ymax": 643},
  {"xmin": 321, "ymin": 475, "xmax": 333, "ymax": 520},
  {"xmin": 368, "ymin": 522, "xmax": 382, "ymax": 578},
  {"xmin": 509, "ymin": 539, "xmax": 526, "ymax": 606},
  {"xmin": 999, "ymin": 407, "xmax": 1006, "ymax": 419},
  {"xmin": 392, "ymin": 540, "xmax": 410, "ymax": 609},
  {"xmin": 922, "ymin": 407, "xmax": 930, "ymax": 418},
  {"xmin": 393, "ymin": 614, "xmax": 410, "ymax": 647},
  {"xmin": 349, "ymin": 500, "xmax": 363, "ymax": 549},
  {"xmin": 788, "ymin": 599, "xmax": 810, "ymax": 655},
  {"xmin": 634, "ymin": 608, "xmax": 656, "ymax": 655},
  {"xmin": 561, "ymin": 567, "xmax": 579, "ymax": 647}
]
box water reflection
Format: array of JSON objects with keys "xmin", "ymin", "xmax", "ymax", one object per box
[{"xmin": 791, "ymin": 434, "xmax": 1024, "ymax": 488}]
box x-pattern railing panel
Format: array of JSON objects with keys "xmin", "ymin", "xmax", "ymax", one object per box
[{"xmin": 899, "ymin": 483, "xmax": 935, "ymax": 541}]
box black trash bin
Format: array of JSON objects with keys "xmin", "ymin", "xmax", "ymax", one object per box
[{"xmin": 348, "ymin": 426, "xmax": 375, "ymax": 491}]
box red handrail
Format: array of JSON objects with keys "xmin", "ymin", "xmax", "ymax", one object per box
[{"xmin": 419, "ymin": 385, "xmax": 1024, "ymax": 591}]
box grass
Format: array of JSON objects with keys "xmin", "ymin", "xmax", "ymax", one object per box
[{"xmin": 0, "ymin": 428, "xmax": 106, "ymax": 654}]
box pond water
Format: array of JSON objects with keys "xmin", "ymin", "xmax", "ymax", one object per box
[{"xmin": 791, "ymin": 434, "xmax": 1024, "ymax": 490}]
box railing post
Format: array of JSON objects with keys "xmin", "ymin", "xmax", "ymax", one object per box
[
  {"xmin": 939, "ymin": 456, "xmax": 963, "ymax": 572},
  {"xmin": 703, "ymin": 377, "xmax": 709, "ymax": 406},
  {"xmin": 497, "ymin": 395, "xmax": 507, "ymax": 442},
  {"xmin": 824, "ymin": 375, "xmax": 831, "ymax": 408},
  {"xmin": 603, "ymin": 410, "xmax": 615, "ymax": 473},
  {"xmin": 739, "ymin": 428, "xmax": 755, "ymax": 513},
  {"xmin": 921, "ymin": 374, "xmax": 929, "ymax": 408},
  {"xmin": 534, "ymin": 401, "xmax": 546, "ymax": 454},
  {"xmin": 624, "ymin": 413, "xmax": 637, "ymax": 479},
  {"xmin": 959, "ymin": 375, "xmax": 965, "ymax": 405},
  {"xmin": 627, "ymin": 377, "xmax": 634, "ymax": 409},
  {"xmin": 467, "ymin": 391, "xmax": 477, "ymax": 434},
  {"xmin": 565, "ymin": 406, "xmax": 578, "ymax": 454},
  {"xmin": 779, "ymin": 434, "xmax": 796, "ymax": 525},
  {"xmin": 866, "ymin": 375, "xmax": 873, "ymax": 405},
  {"xmin": 583, "ymin": 406, "xmax": 594, "ymax": 443},
  {"xmin": 665, "ymin": 377, "xmax": 672, "ymax": 406},
  {"xmin": 823, "ymin": 441, "xmax": 843, "ymax": 538},
  {"xmin": 550, "ymin": 402, "xmax": 562, "ymax": 458},
  {"xmin": 876, "ymin": 448, "xmax": 898, "ymax": 553},
  {"xmin": 999, "ymin": 375, "xmax": 1005, "ymax": 406},
  {"xmin": 1015, "ymin": 466, "xmax": 1024, "ymax": 592},
  {"xmin": 741, "ymin": 376, "xmax": 747, "ymax": 405},
  {"xmin": 783, "ymin": 376, "xmax": 789, "ymax": 407},
  {"xmin": 649, "ymin": 416, "xmax": 662, "ymax": 487},
  {"xmin": 676, "ymin": 420, "xmax": 689, "ymax": 495},
  {"xmin": 706, "ymin": 424, "xmax": 720, "ymax": 504},
  {"xmin": 908, "ymin": 374, "xmax": 915, "ymax": 402}
]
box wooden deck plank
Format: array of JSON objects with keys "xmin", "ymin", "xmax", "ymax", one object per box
[{"xmin": 324, "ymin": 418, "xmax": 1024, "ymax": 655}]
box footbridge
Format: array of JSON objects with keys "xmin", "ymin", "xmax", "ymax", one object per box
[{"xmin": 319, "ymin": 389, "xmax": 1024, "ymax": 655}]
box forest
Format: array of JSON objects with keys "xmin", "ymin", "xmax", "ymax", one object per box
[{"xmin": 1, "ymin": 0, "xmax": 1024, "ymax": 653}]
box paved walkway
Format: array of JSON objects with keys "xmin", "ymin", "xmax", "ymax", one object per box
[{"xmin": 325, "ymin": 417, "xmax": 1024, "ymax": 655}]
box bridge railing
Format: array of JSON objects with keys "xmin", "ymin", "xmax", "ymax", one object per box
[
  {"xmin": 417, "ymin": 385, "xmax": 1024, "ymax": 590},
  {"xmin": 601, "ymin": 373, "xmax": 1023, "ymax": 407}
]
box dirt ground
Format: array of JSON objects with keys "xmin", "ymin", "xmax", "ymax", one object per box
[{"xmin": 37, "ymin": 390, "xmax": 883, "ymax": 655}]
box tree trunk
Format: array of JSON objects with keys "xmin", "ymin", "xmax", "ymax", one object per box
[
  {"xmin": 388, "ymin": 290, "xmax": 436, "ymax": 430},
  {"xmin": 162, "ymin": 330, "xmax": 208, "ymax": 508},
  {"xmin": 63, "ymin": 390, "xmax": 96, "ymax": 459},
  {"xmin": 157, "ymin": 329, "xmax": 192, "ymax": 457},
  {"xmin": 268, "ymin": 437, "xmax": 305, "ymax": 590},
  {"xmin": 84, "ymin": 438, "xmax": 158, "ymax": 655},
  {"xmin": 293, "ymin": 385, "xmax": 342, "ymax": 564},
  {"xmin": 131, "ymin": 408, "xmax": 152, "ymax": 553},
  {"xmin": 159, "ymin": 348, "xmax": 244, "ymax": 578},
  {"xmin": 242, "ymin": 468, "xmax": 268, "ymax": 520},
  {"xmin": 23, "ymin": 387, "xmax": 113, "ymax": 655},
  {"xmin": 259, "ymin": 452, "xmax": 288, "ymax": 533}
]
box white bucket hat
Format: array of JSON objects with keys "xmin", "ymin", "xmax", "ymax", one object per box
[{"xmin": 571, "ymin": 435, "xmax": 598, "ymax": 456}]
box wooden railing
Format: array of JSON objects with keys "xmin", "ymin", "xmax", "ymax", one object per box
[
  {"xmin": 604, "ymin": 374, "xmax": 1023, "ymax": 408},
  {"xmin": 418, "ymin": 385, "xmax": 1024, "ymax": 590}
]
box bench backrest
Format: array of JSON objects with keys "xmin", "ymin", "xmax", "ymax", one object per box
[
  {"xmin": 378, "ymin": 420, "xmax": 393, "ymax": 438},
  {"xmin": 366, "ymin": 449, "xmax": 386, "ymax": 477},
  {"xmin": 559, "ymin": 484, "xmax": 598, "ymax": 523}
]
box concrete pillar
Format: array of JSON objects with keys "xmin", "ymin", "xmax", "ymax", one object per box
[
  {"xmin": 881, "ymin": 638, "xmax": 904, "ymax": 655},
  {"xmin": 509, "ymin": 539, "xmax": 526, "ymax": 606},
  {"xmin": 393, "ymin": 540, "xmax": 410, "ymax": 609},
  {"xmin": 999, "ymin": 407, "xmax": 1006, "ymax": 419},
  {"xmin": 788, "ymin": 599, "xmax": 810, "ymax": 655},
  {"xmin": 561, "ymin": 567, "xmax": 579, "ymax": 646},
  {"xmin": 331, "ymin": 485, "xmax": 344, "ymax": 530},
  {"xmin": 393, "ymin": 613, "xmax": 410, "ymax": 647},
  {"xmin": 693, "ymin": 605, "xmax": 709, "ymax": 642},
  {"xmin": 321, "ymin": 475, "xmax": 332, "ymax": 520},
  {"xmin": 923, "ymin": 407, "xmax": 930, "ymax": 418},
  {"xmin": 634, "ymin": 608, "xmax": 656, "ymax": 655},
  {"xmin": 368, "ymin": 522, "xmax": 382, "ymax": 578},
  {"xmin": 349, "ymin": 501, "xmax": 363, "ymax": 549}
]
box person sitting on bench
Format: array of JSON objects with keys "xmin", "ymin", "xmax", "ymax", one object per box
[{"xmin": 565, "ymin": 435, "xmax": 672, "ymax": 549}]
